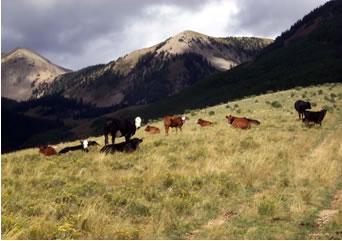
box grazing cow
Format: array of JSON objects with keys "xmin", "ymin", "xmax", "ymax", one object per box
[
  {"xmin": 38, "ymin": 145, "xmax": 57, "ymax": 156},
  {"xmin": 303, "ymin": 109, "xmax": 327, "ymax": 126},
  {"xmin": 294, "ymin": 100, "xmax": 311, "ymax": 120},
  {"xmin": 104, "ymin": 116, "xmax": 141, "ymax": 145},
  {"xmin": 226, "ymin": 115, "xmax": 260, "ymax": 129},
  {"xmin": 164, "ymin": 115, "xmax": 186, "ymax": 135},
  {"xmin": 58, "ymin": 140, "xmax": 99, "ymax": 154},
  {"xmin": 197, "ymin": 118, "xmax": 213, "ymax": 127},
  {"xmin": 100, "ymin": 138, "xmax": 143, "ymax": 154},
  {"xmin": 144, "ymin": 125, "xmax": 161, "ymax": 134}
]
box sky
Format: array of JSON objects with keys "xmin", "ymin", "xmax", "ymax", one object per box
[{"xmin": 2, "ymin": 0, "xmax": 329, "ymax": 70}]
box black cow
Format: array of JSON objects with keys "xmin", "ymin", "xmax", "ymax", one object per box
[
  {"xmin": 303, "ymin": 109, "xmax": 327, "ymax": 127},
  {"xmin": 294, "ymin": 100, "xmax": 311, "ymax": 120},
  {"xmin": 104, "ymin": 117, "xmax": 141, "ymax": 145},
  {"xmin": 100, "ymin": 138, "xmax": 143, "ymax": 154},
  {"xmin": 58, "ymin": 140, "xmax": 99, "ymax": 154}
]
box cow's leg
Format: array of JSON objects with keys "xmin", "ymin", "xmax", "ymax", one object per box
[
  {"xmin": 104, "ymin": 133, "xmax": 109, "ymax": 145},
  {"xmin": 125, "ymin": 134, "xmax": 131, "ymax": 143},
  {"xmin": 298, "ymin": 112, "xmax": 301, "ymax": 120},
  {"xmin": 165, "ymin": 126, "xmax": 169, "ymax": 136},
  {"xmin": 112, "ymin": 134, "xmax": 115, "ymax": 145}
]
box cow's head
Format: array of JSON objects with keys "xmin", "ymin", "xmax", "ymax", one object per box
[
  {"xmin": 226, "ymin": 115, "xmax": 234, "ymax": 124},
  {"xmin": 144, "ymin": 125, "xmax": 150, "ymax": 132},
  {"xmin": 80, "ymin": 140, "xmax": 89, "ymax": 152},
  {"xmin": 38, "ymin": 145, "xmax": 47, "ymax": 151},
  {"xmin": 306, "ymin": 102, "xmax": 312, "ymax": 110},
  {"xmin": 181, "ymin": 116, "xmax": 186, "ymax": 123},
  {"xmin": 135, "ymin": 116, "xmax": 142, "ymax": 129}
]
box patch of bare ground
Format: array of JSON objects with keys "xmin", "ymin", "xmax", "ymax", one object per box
[
  {"xmin": 185, "ymin": 210, "xmax": 238, "ymax": 240},
  {"xmin": 308, "ymin": 190, "xmax": 342, "ymax": 239}
]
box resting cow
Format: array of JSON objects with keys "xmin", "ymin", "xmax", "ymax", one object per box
[
  {"xmin": 294, "ymin": 100, "xmax": 311, "ymax": 120},
  {"xmin": 164, "ymin": 115, "xmax": 186, "ymax": 135},
  {"xmin": 104, "ymin": 117, "xmax": 141, "ymax": 145},
  {"xmin": 226, "ymin": 115, "xmax": 260, "ymax": 129},
  {"xmin": 38, "ymin": 145, "xmax": 57, "ymax": 156},
  {"xmin": 100, "ymin": 138, "xmax": 143, "ymax": 154},
  {"xmin": 58, "ymin": 140, "xmax": 99, "ymax": 154},
  {"xmin": 197, "ymin": 118, "xmax": 213, "ymax": 127},
  {"xmin": 303, "ymin": 109, "xmax": 327, "ymax": 126},
  {"xmin": 144, "ymin": 125, "xmax": 160, "ymax": 134}
]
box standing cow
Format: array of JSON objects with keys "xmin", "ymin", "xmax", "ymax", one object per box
[
  {"xmin": 294, "ymin": 100, "xmax": 311, "ymax": 120},
  {"xmin": 303, "ymin": 109, "xmax": 327, "ymax": 126},
  {"xmin": 164, "ymin": 115, "xmax": 186, "ymax": 135},
  {"xmin": 104, "ymin": 117, "xmax": 141, "ymax": 145}
]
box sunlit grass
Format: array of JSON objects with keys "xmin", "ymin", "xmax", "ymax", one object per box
[{"xmin": 2, "ymin": 83, "xmax": 342, "ymax": 239}]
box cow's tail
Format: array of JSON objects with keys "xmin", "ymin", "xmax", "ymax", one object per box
[{"xmin": 247, "ymin": 118, "xmax": 261, "ymax": 126}]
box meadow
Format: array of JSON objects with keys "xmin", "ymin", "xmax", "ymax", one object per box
[{"xmin": 2, "ymin": 83, "xmax": 342, "ymax": 239}]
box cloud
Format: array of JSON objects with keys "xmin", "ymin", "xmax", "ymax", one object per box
[
  {"xmin": 229, "ymin": 0, "xmax": 329, "ymax": 37},
  {"xmin": 1, "ymin": 0, "xmax": 329, "ymax": 70}
]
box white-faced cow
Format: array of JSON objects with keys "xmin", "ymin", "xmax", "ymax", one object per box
[
  {"xmin": 104, "ymin": 117, "xmax": 141, "ymax": 145},
  {"xmin": 58, "ymin": 140, "xmax": 99, "ymax": 154},
  {"xmin": 163, "ymin": 115, "xmax": 186, "ymax": 135}
]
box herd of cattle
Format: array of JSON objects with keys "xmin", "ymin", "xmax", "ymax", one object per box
[{"xmin": 38, "ymin": 99, "xmax": 327, "ymax": 157}]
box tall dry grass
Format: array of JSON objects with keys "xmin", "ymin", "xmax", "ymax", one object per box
[{"xmin": 2, "ymin": 83, "xmax": 342, "ymax": 239}]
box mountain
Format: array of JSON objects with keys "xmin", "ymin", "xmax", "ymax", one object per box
[
  {"xmin": 95, "ymin": 0, "xmax": 341, "ymax": 122},
  {"xmin": 34, "ymin": 31, "xmax": 272, "ymax": 107},
  {"xmin": 1, "ymin": 48, "xmax": 70, "ymax": 101}
]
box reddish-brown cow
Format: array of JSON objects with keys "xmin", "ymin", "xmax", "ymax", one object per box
[
  {"xmin": 144, "ymin": 125, "xmax": 161, "ymax": 134},
  {"xmin": 197, "ymin": 118, "xmax": 213, "ymax": 127},
  {"xmin": 164, "ymin": 115, "xmax": 186, "ymax": 135},
  {"xmin": 38, "ymin": 145, "xmax": 57, "ymax": 156},
  {"xmin": 226, "ymin": 115, "xmax": 260, "ymax": 129}
]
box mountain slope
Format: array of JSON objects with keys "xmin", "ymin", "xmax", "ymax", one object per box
[
  {"xmin": 34, "ymin": 31, "xmax": 272, "ymax": 107},
  {"xmin": 98, "ymin": 0, "xmax": 341, "ymax": 121},
  {"xmin": 1, "ymin": 48, "xmax": 70, "ymax": 101}
]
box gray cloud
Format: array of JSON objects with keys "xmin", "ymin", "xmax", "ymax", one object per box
[
  {"xmin": 229, "ymin": 0, "xmax": 329, "ymax": 37},
  {"xmin": 2, "ymin": 0, "xmax": 329, "ymax": 70}
]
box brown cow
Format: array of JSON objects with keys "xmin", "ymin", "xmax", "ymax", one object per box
[
  {"xmin": 226, "ymin": 115, "xmax": 260, "ymax": 129},
  {"xmin": 197, "ymin": 118, "xmax": 213, "ymax": 127},
  {"xmin": 144, "ymin": 125, "xmax": 161, "ymax": 134},
  {"xmin": 164, "ymin": 115, "xmax": 186, "ymax": 135},
  {"xmin": 38, "ymin": 145, "xmax": 57, "ymax": 156}
]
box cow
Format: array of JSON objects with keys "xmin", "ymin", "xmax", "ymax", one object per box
[
  {"xmin": 38, "ymin": 145, "xmax": 57, "ymax": 156},
  {"xmin": 302, "ymin": 109, "xmax": 327, "ymax": 127},
  {"xmin": 104, "ymin": 116, "xmax": 141, "ymax": 145},
  {"xmin": 144, "ymin": 125, "xmax": 161, "ymax": 134},
  {"xmin": 294, "ymin": 100, "xmax": 311, "ymax": 120},
  {"xmin": 100, "ymin": 138, "xmax": 143, "ymax": 154},
  {"xmin": 58, "ymin": 140, "xmax": 99, "ymax": 154},
  {"xmin": 197, "ymin": 118, "xmax": 213, "ymax": 127},
  {"xmin": 226, "ymin": 115, "xmax": 260, "ymax": 129},
  {"xmin": 163, "ymin": 115, "xmax": 186, "ymax": 135}
]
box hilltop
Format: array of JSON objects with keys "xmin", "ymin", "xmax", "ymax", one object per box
[
  {"xmin": 1, "ymin": 48, "xmax": 70, "ymax": 101},
  {"xmin": 2, "ymin": 83, "xmax": 341, "ymax": 239}
]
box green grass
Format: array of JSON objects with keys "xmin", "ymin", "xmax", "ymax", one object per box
[{"xmin": 2, "ymin": 84, "xmax": 342, "ymax": 239}]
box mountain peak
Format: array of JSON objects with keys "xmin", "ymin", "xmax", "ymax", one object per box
[
  {"xmin": 1, "ymin": 48, "xmax": 70, "ymax": 101},
  {"xmin": 173, "ymin": 30, "xmax": 207, "ymax": 39}
]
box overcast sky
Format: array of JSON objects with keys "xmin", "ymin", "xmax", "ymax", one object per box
[{"xmin": 2, "ymin": 0, "xmax": 329, "ymax": 70}]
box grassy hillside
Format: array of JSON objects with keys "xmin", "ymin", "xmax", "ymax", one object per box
[{"xmin": 2, "ymin": 83, "xmax": 342, "ymax": 239}]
